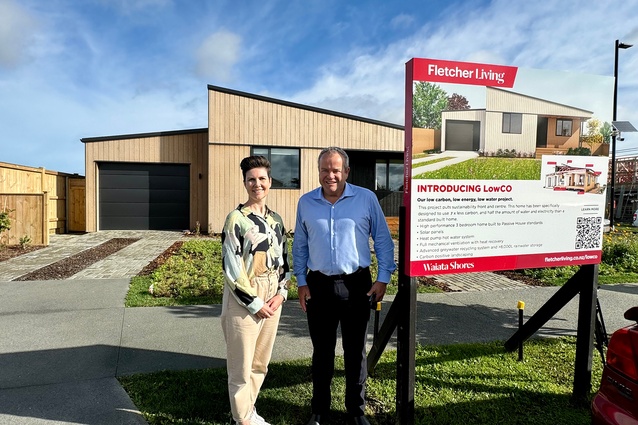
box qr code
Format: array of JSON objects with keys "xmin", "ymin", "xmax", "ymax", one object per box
[{"xmin": 575, "ymin": 216, "xmax": 602, "ymax": 250}]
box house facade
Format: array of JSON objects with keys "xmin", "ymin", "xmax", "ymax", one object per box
[
  {"xmin": 544, "ymin": 164, "xmax": 602, "ymax": 193},
  {"xmin": 440, "ymin": 87, "xmax": 593, "ymax": 156},
  {"xmin": 82, "ymin": 85, "xmax": 404, "ymax": 233}
]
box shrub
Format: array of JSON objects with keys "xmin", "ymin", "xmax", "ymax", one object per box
[
  {"xmin": 495, "ymin": 148, "xmax": 517, "ymax": 158},
  {"xmin": 600, "ymin": 230, "xmax": 638, "ymax": 273},
  {"xmin": 566, "ymin": 147, "xmax": 591, "ymax": 156},
  {"xmin": 0, "ymin": 209, "xmax": 13, "ymax": 245},
  {"xmin": 0, "ymin": 209, "xmax": 12, "ymax": 233},
  {"xmin": 523, "ymin": 228, "xmax": 638, "ymax": 283},
  {"xmin": 19, "ymin": 235, "xmax": 31, "ymax": 249}
]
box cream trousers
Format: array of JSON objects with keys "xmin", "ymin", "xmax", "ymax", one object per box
[{"xmin": 221, "ymin": 271, "xmax": 282, "ymax": 422}]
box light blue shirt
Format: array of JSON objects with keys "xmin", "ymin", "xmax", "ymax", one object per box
[{"xmin": 293, "ymin": 183, "xmax": 396, "ymax": 286}]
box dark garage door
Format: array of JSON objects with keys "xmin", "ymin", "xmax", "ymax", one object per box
[
  {"xmin": 446, "ymin": 120, "xmax": 480, "ymax": 151},
  {"xmin": 99, "ymin": 163, "xmax": 189, "ymax": 230}
]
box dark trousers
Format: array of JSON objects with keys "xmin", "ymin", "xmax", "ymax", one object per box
[{"xmin": 306, "ymin": 267, "xmax": 372, "ymax": 417}]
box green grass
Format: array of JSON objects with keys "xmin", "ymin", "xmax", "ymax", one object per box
[
  {"xmin": 413, "ymin": 157, "xmax": 541, "ymax": 180},
  {"xmin": 117, "ymin": 218, "xmax": 635, "ymax": 424},
  {"xmin": 411, "ymin": 156, "xmax": 454, "ymax": 169},
  {"xmin": 127, "ymin": 223, "xmax": 638, "ymax": 305},
  {"xmin": 118, "ymin": 337, "xmax": 601, "ymax": 425}
]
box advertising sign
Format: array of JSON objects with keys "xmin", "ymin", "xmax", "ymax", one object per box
[{"xmin": 404, "ymin": 58, "xmax": 614, "ymax": 276}]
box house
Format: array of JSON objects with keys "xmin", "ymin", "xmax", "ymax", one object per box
[
  {"xmin": 81, "ymin": 85, "xmax": 404, "ymax": 233},
  {"xmin": 440, "ymin": 87, "xmax": 594, "ymax": 157},
  {"xmin": 544, "ymin": 164, "xmax": 602, "ymax": 193}
]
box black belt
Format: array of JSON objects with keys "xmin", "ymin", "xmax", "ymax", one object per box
[{"xmin": 309, "ymin": 266, "xmax": 367, "ymax": 280}]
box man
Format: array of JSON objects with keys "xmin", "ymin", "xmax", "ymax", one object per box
[{"xmin": 293, "ymin": 147, "xmax": 396, "ymax": 425}]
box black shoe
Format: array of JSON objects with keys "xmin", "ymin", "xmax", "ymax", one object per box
[
  {"xmin": 306, "ymin": 414, "xmax": 322, "ymax": 425},
  {"xmin": 351, "ymin": 416, "xmax": 371, "ymax": 425}
]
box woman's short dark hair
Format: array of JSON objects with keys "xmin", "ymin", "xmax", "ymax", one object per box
[{"xmin": 240, "ymin": 155, "xmax": 271, "ymax": 180}]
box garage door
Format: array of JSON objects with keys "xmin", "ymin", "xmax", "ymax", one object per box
[
  {"xmin": 99, "ymin": 163, "xmax": 189, "ymax": 230},
  {"xmin": 446, "ymin": 120, "xmax": 480, "ymax": 151}
]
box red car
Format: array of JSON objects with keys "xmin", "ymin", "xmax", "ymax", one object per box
[{"xmin": 592, "ymin": 306, "xmax": 638, "ymax": 425}]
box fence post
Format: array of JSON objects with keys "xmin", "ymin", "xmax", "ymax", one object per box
[{"xmin": 43, "ymin": 191, "xmax": 49, "ymax": 245}]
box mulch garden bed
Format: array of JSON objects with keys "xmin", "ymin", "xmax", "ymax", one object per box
[{"xmin": 13, "ymin": 238, "xmax": 139, "ymax": 281}]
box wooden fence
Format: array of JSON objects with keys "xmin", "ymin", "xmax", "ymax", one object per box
[
  {"xmin": 0, "ymin": 193, "xmax": 49, "ymax": 245},
  {"xmin": 0, "ymin": 162, "xmax": 85, "ymax": 245}
]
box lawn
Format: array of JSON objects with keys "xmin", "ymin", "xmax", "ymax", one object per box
[
  {"xmin": 126, "ymin": 224, "xmax": 638, "ymax": 306},
  {"xmin": 118, "ymin": 337, "xmax": 602, "ymax": 425},
  {"xmin": 117, "ymin": 226, "xmax": 638, "ymax": 424},
  {"xmin": 413, "ymin": 157, "xmax": 541, "ymax": 180}
]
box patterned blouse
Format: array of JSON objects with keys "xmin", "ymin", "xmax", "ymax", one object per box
[{"xmin": 221, "ymin": 204, "xmax": 290, "ymax": 314}]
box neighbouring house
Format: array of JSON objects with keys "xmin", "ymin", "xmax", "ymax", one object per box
[
  {"xmin": 81, "ymin": 85, "xmax": 405, "ymax": 233},
  {"xmin": 440, "ymin": 87, "xmax": 594, "ymax": 157}
]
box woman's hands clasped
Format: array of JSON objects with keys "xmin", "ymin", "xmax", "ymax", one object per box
[{"xmin": 255, "ymin": 294, "xmax": 285, "ymax": 319}]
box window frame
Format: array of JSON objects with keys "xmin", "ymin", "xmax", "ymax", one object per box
[
  {"xmin": 250, "ymin": 147, "xmax": 301, "ymax": 189},
  {"xmin": 502, "ymin": 112, "xmax": 522, "ymax": 134},
  {"xmin": 375, "ymin": 158, "xmax": 404, "ymax": 192},
  {"xmin": 556, "ymin": 119, "xmax": 573, "ymax": 137}
]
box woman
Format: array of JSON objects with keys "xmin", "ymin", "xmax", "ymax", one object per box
[{"xmin": 221, "ymin": 155, "xmax": 290, "ymax": 425}]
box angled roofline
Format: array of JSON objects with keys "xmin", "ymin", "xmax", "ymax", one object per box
[
  {"xmin": 207, "ymin": 84, "xmax": 404, "ymax": 130},
  {"xmin": 81, "ymin": 127, "xmax": 208, "ymax": 143},
  {"xmin": 487, "ymin": 86, "xmax": 594, "ymax": 115}
]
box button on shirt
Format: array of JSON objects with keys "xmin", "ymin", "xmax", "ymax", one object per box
[{"xmin": 293, "ymin": 183, "xmax": 396, "ymax": 287}]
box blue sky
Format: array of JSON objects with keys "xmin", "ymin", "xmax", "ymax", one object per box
[{"xmin": 1, "ymin": 0, "xmax": 638, "ymax": 175}]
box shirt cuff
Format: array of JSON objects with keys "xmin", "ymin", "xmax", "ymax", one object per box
[
  {"xmin": 278, "ymin": 278, "xmax": 289, "ymax": 302},
  {"xmin": 246, "ymin": 297, "xmax": 264, "ymax": 315},
  {"xmin": 377, "ymin": 270, "xmax": 393, "ymax": 284},
  {"xmin": 295, "ymin": 274, "xmax": 307, "ymax": 287}
]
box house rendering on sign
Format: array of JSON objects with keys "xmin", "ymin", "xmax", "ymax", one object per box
[
  {"xmin": 440, "ymin": 87, "xmax": 594, "ymax": 156},
  {"xmin": 544, "ymin": 163, "xmax": 603, "ymax": 193},
  {"xmin": 81, "ymin": 86, "xmax": 405, "ymax": 233}
]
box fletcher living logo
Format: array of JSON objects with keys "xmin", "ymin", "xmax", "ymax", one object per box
[{"xmin": 423, "ymin": 260, "xmax": 475, "ymax": 272}]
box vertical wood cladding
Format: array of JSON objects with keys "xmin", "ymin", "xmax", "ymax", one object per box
[
  {"xmin": 83, "ymin": 130, "xmax": 208, "ymax": 232},
  {"xmin": 207, "ymin": 88, "xmax": 404, "ymax": 232}
]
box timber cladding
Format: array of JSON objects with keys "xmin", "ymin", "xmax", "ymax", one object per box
[
  {"xmin": 82, "ymin": 129, "xmax": 208, "ymax": 232},
  {"xmin": 82, "ymin": 86, "xmax": 403, "ymax": 234},
  {"xmin": 207, "ymin": 86, "xmax": 404, "ymax": 233},
  {"xmin": 0, "ymin": 162, "xmax": 85, "ymax": 245}
]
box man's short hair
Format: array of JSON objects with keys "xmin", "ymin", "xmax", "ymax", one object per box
[{"xmin": 318, "ymin": 147, "xmax": 349, "ymax": 169}]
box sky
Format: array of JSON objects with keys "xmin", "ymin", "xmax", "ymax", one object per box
[{"xmin": 1, "ymin": 0, "xmax": 638, "ymax": 175}]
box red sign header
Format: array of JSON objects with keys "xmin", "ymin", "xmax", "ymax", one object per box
[{"xmin": 412, "ymin": 58, "xmax": 518, "ymax": 88}]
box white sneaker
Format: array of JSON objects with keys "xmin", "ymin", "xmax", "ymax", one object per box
[{"xmin": 250, "ymin": 408, "xmax": 271, "ymax": 425}]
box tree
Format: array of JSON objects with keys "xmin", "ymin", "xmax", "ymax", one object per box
[
  {"xmin": 412, "ymin": 81, "xmax": 448, "ymax": 129},
  {"xmin": 600, "ymin": 122, "xmax": 613, "ymax": 144},
  {"xmin": 586, "ymin": 117, "xmax": 601, "ymax": 136},
  {"xmin": 447, "ymin": 93, "xmax": 470, "ymax": 110}
]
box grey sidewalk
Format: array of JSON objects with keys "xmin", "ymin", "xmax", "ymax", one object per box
[{"xmin": 0, "ymin": 232, "xmax": 637, "ymax": 424}]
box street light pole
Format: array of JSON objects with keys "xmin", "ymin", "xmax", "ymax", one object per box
[{"xmin": 610, "ymin": 39, "xmax": 633, "ymax": 230}]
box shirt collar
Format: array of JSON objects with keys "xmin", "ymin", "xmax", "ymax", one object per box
[
  {"xmin": 312, "ymin": 182, "xmax": 354, "ymax": 202},
  {"xmin": 238, "ymin": 204, "xmax": 271, "ymax": 218}
]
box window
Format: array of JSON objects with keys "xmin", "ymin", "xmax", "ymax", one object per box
[
  {"xmin": 376, "ymin": 159, "xmax": 404, "ymax": 191},
  {"xmin": 502, "ymin": 113, "xmax": 522, "ymax": 134},
  {"xmin": 556, "ymin": 119, "xmax": 572, "ymax": 136},
  {"xmin": 251, "ymin": 147, "xmax": 300, "ymax": 188}
]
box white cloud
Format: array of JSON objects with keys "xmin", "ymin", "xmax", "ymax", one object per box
[
  {"xmin": 0, "ymin": 0, "xmax": 38, "ymax": 68},
  {"xmin": 284, "ymin": 0, "xmax": 638, "ymax": 151},
  {"xmin": 390, "ymin": 14, "xmax": 415, "ymax": 30},
  {"xmin": 195, "ymin": 30, "xmax": 242, "ymax": 82}
]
